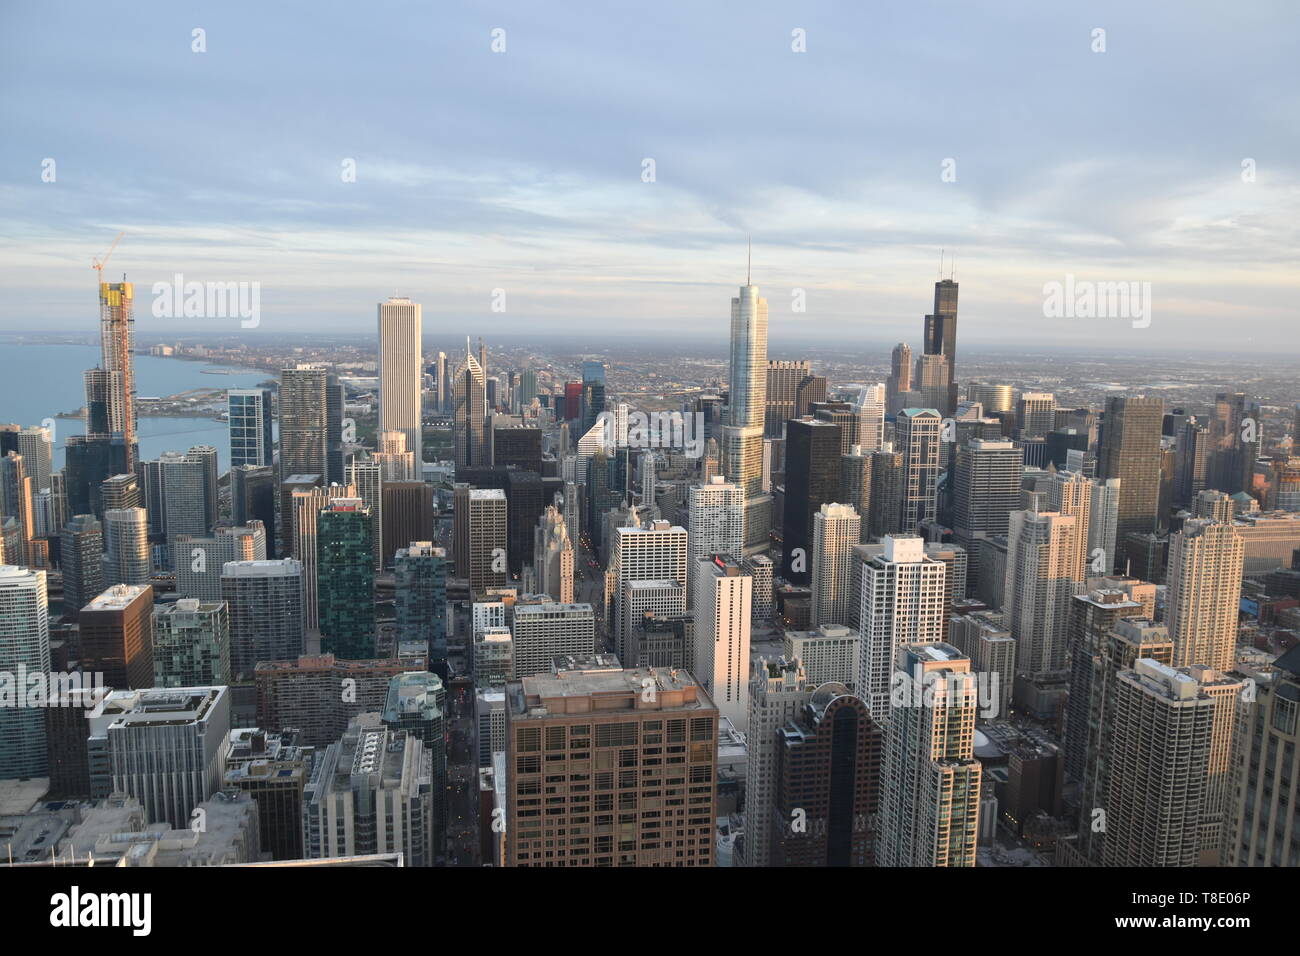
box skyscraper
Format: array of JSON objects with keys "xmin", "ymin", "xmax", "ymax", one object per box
[
  {"xmin": 921, "ymin": 276, "xmax": 959, "ymax": 414},
  {"xmin": 511, "ymin": 603, "xmax": 597, "ymax": 678},
  {"xmin": 609, "ymin": 519, "xmax": 688, "ymax": 662},
  {"xmin": 781, "ymin": 418, "xmax": 841, "ymax": 584},
  {"xmin": 886, "ymin": 342, "xmax": 912, "ymax": 415},
  {"xmin": 16, "ymin": 425, "xmax": 53, "ymax": 493},
  {"xmin": 896, "ymin": 408, "xmax": 943, "ymax": 532},
  {"xmin": 464, "ymin": 488, "xmax": 508, "ymax": 593},
  {"xmin": 279, "ymin": 365, "xmax": 329, "ymax": 479},
  {"xmin": 810, "ymin": 502, "xmax": 860, "ymax": 627},
  {"xmin": 1098, "ymin": 396, "xmax": 1164, "ymax": 572},
  {"xmin": 102, "ymin": 506, "xmax": 150, "ymax": 587},
  {"xmin": 221, "ymin": 558, "xmax": 306, "ymax": 679},
  {"xmin": 741, "ymin": 656, "xmax": 812, "ymax": 867},
  {"xmin": 1003, "ymin": 509, "xmax": 1077, "ymax": 676},
  {"xmin": 504, "ymin": 664, "xmax": 718, "ymax": 867},
  {"xmin": 395, "ymin": 542, "xmax": 449, "ymax": 668},
  {"xmin": 0, "ymin": 565, "xmax": 50, "ymax": 779},
  {"xmin": 291, "ymin": 480, "xmax": 356, "ymax": 630},
  {"xmin": 878, "ymin": 642, "xmax": 981, "ymax": 867},
  {"xmin": 453, "ymin": 340, "xmax": 488, "ymax": 470},
  {"xmin": 228, "ymin": 388, "xmax": 274, "ymax": 468},
  {"xmin": 721, "ymin": 269, "xmax": 773, "ymax": 551},
  {"xmin": 80, "ymin": 583, "xmax": 155, "ymax": 690},
  {"xmin": 97, "ymin": 280, "xmax": 138, "ymax": 470},
  {"xmin": 1166, "ymin": 518, "xmax": 1244, "ymax": 672},
  {"xmin": 687, "ymin": 476, "xmax": 744, "ymax": 579},
  {"xmin": 691, "ymin": 554, "xmax": 753, "ymax": 730},
  {"xmin": 532, "ymin": 505, "xmax": 574, "ymax": 603},
  {"xmin": 316, "ymin": 498, "xmax": 375, "ymax": 659},
  {"xmin": 856, "ymin": 535, "xmax": 948, "ymax": 722},
  {"xmin": 765, "ymin": 359, "xmax": 812, "ymax": 438},
  {"xmin": 152, "ymin": 598, "xmax": 231, "ymax": 687},
  {"xmin": 378, "ymin": 296, "xmax": 424, "ymax": 467},
  {"xmin": 60, "ymin": 514, "xmax": 104, "ymax": 620}
]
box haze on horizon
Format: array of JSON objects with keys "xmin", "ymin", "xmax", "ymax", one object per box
[{"xmin": 1, "ymin": 1, "xmax": 1296, "ymax": 351}]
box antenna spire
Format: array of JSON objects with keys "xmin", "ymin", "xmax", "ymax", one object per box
[{"xmin": 747, "ymin": 236, "xmax": 752, "ymax": 286}]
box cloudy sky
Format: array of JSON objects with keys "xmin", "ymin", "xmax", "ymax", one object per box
[{"xmin": 1, "ymin": 1, "xmax": 1296, "ymax": 350}]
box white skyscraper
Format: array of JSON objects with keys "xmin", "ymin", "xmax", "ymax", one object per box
[
  {"xmin": 687, "ymin": 476, "xmax": 744, "ymax": 582},
  {"xmin": 377, "ymin": 296, "xmax": 423, "ymax": 467},
  {"xmin": 896, "ymin": 408, "xmax": 942, "ymax": 532},
  {"xmin": 855, "ymin": 384, "xmax": 886, "ymax": 452},
  {"xmin": 1047, "ymin": 469, "xmax": 1092, "ymax": 582},
  {"xmin": 1166, "ymin": 519, "xmax": 1245, "ymax": 672},
  {"xmin": 856, "ymin": 535, "xmax": 947, "ymax": 723},
  {"xmin": 878, "ymin": 642, "xmax": 982, "ymax": 867},
  {"xmin": 722, "ymin": 268, "xmax": 773, "ymax": 551},
  {"xmin": 608, "ymin": 519, "xmax": 687, "ymax": 662},
  {"xmin": 102, "ymin": 506, "xmax": 151, "ymax": 587},
  {"xmin": 691, "ymin": 554, "xmax": 753, "ymax": 731},
  {"xmin": 810, "ymin": 502, "xmax": 860, "ymax": 627},
  {"xmin": 1088, "ymin": 477, "xmax": 1121, "ymax": 574},
  {"xmin": 0, "ymin": 565, "xmax": 50, "ymax": 778},
  {"xmin": 511, "ymin": 603, "xmax": 596, "ymax": 678},
  {"xmin": 1003, "ymin": 509, "xmax": 1077, "ymax": 675},
  {"xmin": 16, "ymin": 426, "xmax": 53, "ymax": 492}
]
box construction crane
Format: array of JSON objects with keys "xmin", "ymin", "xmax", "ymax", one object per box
[{"xmin": 92, "ymin": 231, "xmax": 125, "ymax": 282}]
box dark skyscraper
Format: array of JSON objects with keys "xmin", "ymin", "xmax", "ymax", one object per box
[
  {"xmin": 1098, "ymin": 396, "xmax": 1164, "ymax": 573},
  {"xmin": 232, "ymin": 464, "xmax": 277, "ymax": 555},
  {"xmin": 781, "ymin": 418, "xmax": 842, "ymax": 585},
  {"xmin": 279, "ymin": 365, "xmax": 329, "ymax": 479},
  {"xmin": 316, "ymin": 499, "xmax": 375, "ymax": 659},
  {"xmin": 922, "ymin": 276, "xmax": 959, "ymax": 414}
]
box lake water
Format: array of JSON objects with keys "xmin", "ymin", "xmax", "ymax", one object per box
[{"xmin": 0, "ymin": 344, "xmax": 276, "ymax": 473}]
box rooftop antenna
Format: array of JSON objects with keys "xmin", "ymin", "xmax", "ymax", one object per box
[
  {"xmin": 747, "ymin": 236, "xmax": 752, "ymax": 286},
  {"xmin": 951, "ymin": 251, "xmax": 956, "ymax": 282},
  {"xmin": 938, "ymin": 248, "xmax": 944, "ymax": 280}
]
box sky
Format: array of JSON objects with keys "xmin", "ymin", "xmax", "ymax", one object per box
[{"xmin": 1, "ymin": 1, "xmax": 1297, "ymax": 350}]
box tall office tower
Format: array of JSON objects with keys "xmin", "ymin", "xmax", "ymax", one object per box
[
  {"xmin": 855, "ymin": 384, "xmax": 887, "ymax": 452},
  {"xmin": 474, "ymin": 629, "xmax": 513, "ymax": 687},
  {"xmin": 374, "ymin": 430, "xmax": 417, "ymax": 481},
  {"xmin": 532, "ymin": 506, "xmax": 574, "ymax": 603},
  {"xmin": 886, "ymin": 342, "xmax": 913, "ymax": 415},
  {"xmin": 151, "ymin": 448, "xmax": 213, "ymax": 547},
  {"xmin": 452, "ymin": 483, "xmax": 471, "ymax": 578},
  {"xmin": 967, "ymin": 382, "xmax": 1013, "ymax": 416},
  {"xmin": 394, "ymin": 543, "xmax": 448, "ymax": 666},
  {"xmin": 1192, "ymin": 488, "xmax": 1234, "ymax": 522},
  {"xmin": 0, "ymin": 565, "xmax": 50, "ymax": 778},
  {"xmin": 741, "ymin": 657, "xmax": 812, "ymax": 867},
  {"xmin": 102, "ymin": 507, "xmax": 150, "ymax": 586},
  {"xmin": 517, "ymin": 368, "xmax": 538, "ymax": 411},
  {"xmin": 47, "ymin": 472, "xmax": 69, "ymax": 535},
  {"xmin": 100, "ymin": 472, "xmax": 141, "ymax": 512},
  {"xmin": 581, "ymin": 360, "xmax": 606, "ymax": 431},
  {"xmin": 1087, "ymin": 477, "xmax": 1121, "ymax": 573},
  {"xmin": 855, "ymin": 535, "xmax": 947, "ymax": 722},
  {"xmin": 255, "ymin": 654, "xmax": 412, "ymax": 748},
  {"xmin": 1003, "ymin": 509, "xmax": 1077, "ymax": 676},
  {"xmin": 453, "ymin": 340, "xmax": 489, "ymax": 470},
  {"xmin": 1166, "ymin": 518, "xmax": 1244, "ymax": 671},
  {"xmin": 637, "ymin": 450, "xmax": 656, "ymax": 507},
  {"xmin": 1017, "ymin": 392, "xmax": 1057, "ymax": 440},
  {"xmin": 0, "ymin": 453, "xmax": 33, "ymax": 564},
  {"xmin": 1227, "ymin": 645, "xmax": 1300, "ymax": 866},
  {"xmin": 1175, "ymin": 417, "xmax": 1211, "ymax": 505},
  {"xmin": 813, "ymin": 401, "xmax": 860, "ymax": 457},
  {"xmin": 228, "ymin": 388, "xmax": 274, "ymax": 468},
  {"xmin": 231, "ymin": 464, "xmax": 276, "ymax": 548},
  {"xmin": 511, "ymin": 603, "xmax": 596, "ymax": 678},
  {"xmin": 436, "ymin": 351, "xmax": 450, "ymax": 413},
  {"xmin": 1066, "ymin": 613, "xmax": 1172, "ymax": 861},
  {"xmin": 97, "ymin": 280, "xmax": 138, "ymax": 470},
  {"xmin": 1047, "ymin": 469, "xmax": 1093, "ymax": 582},
  {"xmin": 772, "ymin": 686, "xmax": 883, "ymax": 866},
  {"xmin": 1098, "ymin": 395, "xmax": 1164, "ymax": 571},
  {"xmin": 16, "ymin": 426, "xmax": 52, "ymax": 493},
  {"xmin": 810, "ymin": 503, "xmax": 860, "ymax": 627},
  {"xmin": 64, "ymin": 434, "xmax": 121, "ymax": 517},
  {"xmin": 782, "ymin": 418, "xmax": 842, "ymax": 584},
  {"xmin": 381, "ymin": 481, "xmax": 434, "ymax": 568},
  {"xmin": 291, "ymin": 481, "xmax": 355, "ymax": 630},
  {"xmin": 173, "ymin": 523, "xmax": 267, "ymax": 601},
  {"xmin": 609, "ymin": 519, "xmax": 688, "ymax": 661},
  {"xmin": 896, "ymin": 408, "xmax": 942, "ymax": 532},
  {"xmin": 1208, "ymin": 391, "xmax": 1260, "ymax": 495},
  {"xmin": 765, "ymin": 359, "xmax": 812, "ymax": 437},
  {"xmin": 80, "ymin": 583, "xmax": 154, "ymax": 689},
  {"xmin": 878, "ymin": 642, "xmax": 981, "ymax": 867},
  {"xmin": 784, "ymin": 623, "xmax": 861, "ymax": 688},
  {"xmin": 687, "ymin": 476, "xmax": 744, "ymax": 581},
  {"xmin": 152, "ymin": 598, "xmax": 230, "ymax": 687},
  {"xmin": 377, "ymin": 296, "xmax": 424, "ymax": 467},
  {"xmin": 316, "ymin": 498, "xmax": 375, "ymax": 659},
  {"xmin": 1102, "ymin": 659, "xmax": 1243, "ymax": 867},
  {"xmin": 913, "ymin": 354, "xmax": 953, "ymax": 416},
  {"xmin": 721, "ymin": 274, "xmax": 773, "ymax": 551},
  {"xmin": 948, "ymin": 611, "xmax": 1015, "ymax": 718},
  {"xmin": 504, "ymin": 469, "xmax": 545, "ymax": 576},
  {"xmin": 346, "ymin": 457, "xmax": 383, "ymax": 570},
  {"xmin": 952, "ymin": 437, "xmax": 1021, "ymax": 563},
  {"xmin": 324, "ymin": 370, "xmax": 347, "ymax": 485},
  {"xmin": 464, "ymin": 488, "xmax": 508, "ymax": 592},
  {"xmin": 1270, "ymin": 456, "xmax": 1300, "ymax": 511},
  {"xmin": 279, "ymin": 473, "xmax": 322, "ymax": 558},
  {"xmin": 303, "ymin": 712, "xmax": 435, "ymax": 866},
  {"xmin": 223, "ymin": 730, "xmax": 314, "ymax": 861},
  {"xmin": 221, "ymin": 559, "xmax": 305, "ymax": 679},
  {"xmin": 279, "ymin": 364, "xmax": 329, "ymax": 479},
  {"xmin": 504, "ymin": 664, "xmax": 718, "ymax": 867},
  {"xmin": 60, "ymin": 515, "xmax": 104, "ymax": 620},
  {"xmin": 867, "ymin": 443, "xmax": 904, "ymax": 539},
  {"xmin": 839, "ymin": 447, "xmax": 872, "ymax": 542},
  {"xmin": 922, "ymin": 275, "xmax": 959, "ymax": 409},
  {"xmin": 690, "ymin": 555, "xmax": 753, "ymax": 730},
  {"xmin": 102, "ymin": 686, "xmax": 231, "ymax": 829}
]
